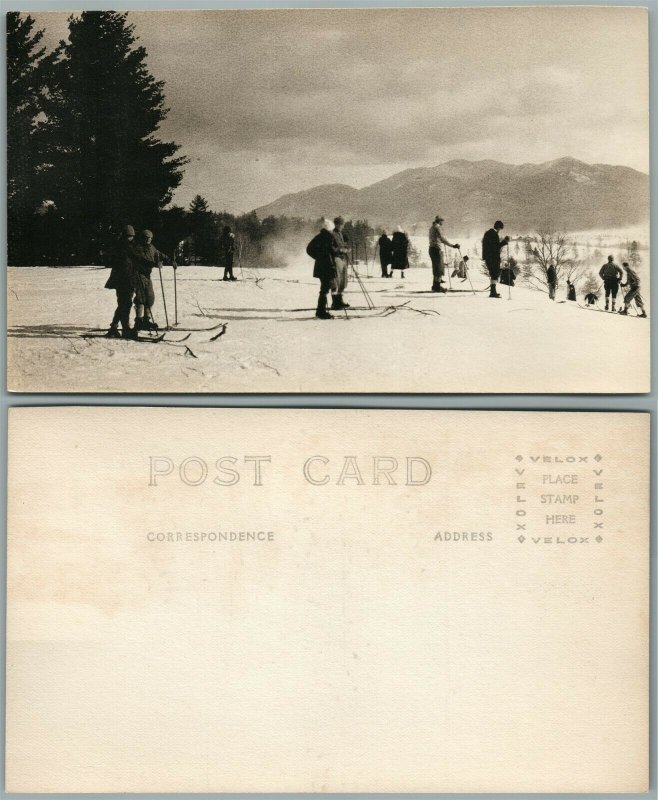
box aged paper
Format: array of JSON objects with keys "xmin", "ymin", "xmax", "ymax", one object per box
[
  {"xmin": 6, "ymin": 6, "xmax": 650, "ymax": 394},
  {"xmin": 7, "ymin": 408, "xmax": 649, "ymax": 792}
]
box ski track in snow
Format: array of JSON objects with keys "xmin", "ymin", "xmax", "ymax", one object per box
[{"xmin": 7, "ymin": 259, "xmax": 650, "ymax": 393}]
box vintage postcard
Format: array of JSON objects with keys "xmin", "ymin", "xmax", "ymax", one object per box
[
  {"xmin": 7, "ymin": 408, "xmax": 649, "ymax": 792},
  {"xmin": 6, "ymin": 6, "xmax": 650, "ymax": 393}
]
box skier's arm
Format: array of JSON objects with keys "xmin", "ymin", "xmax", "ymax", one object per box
[{"xmin": 437, "ymin": 229, "xmax": 458, "ymax": 248}]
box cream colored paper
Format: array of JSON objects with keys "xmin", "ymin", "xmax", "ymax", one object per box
[{"xmin": 6, "ymin": 408, "xmax": 649, "ymax": 793}]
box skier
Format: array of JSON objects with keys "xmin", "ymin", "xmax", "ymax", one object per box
[
  {"xmin": 378, "ymin": 231, "xmax": 393, "ymax": 278},
  {"xmin": 307, "ymin": 219, "xmax": 339, "ymax": 319},
  {"xmin": 330, "ymin": 216, "xmax": 350, "ymax": 310},
  {"xmin": 391, "ymin": 226, "xmax": 410, "ymax": 278},
  {"xmin": 132, "ymin": 229, "xmax": 167, "ymax": 331},
  {"xmin": 482, "ymin": 220, "xmax": 510, "ymax": 298},
  {"xmin": 104, "ymin": 224, "xmax": 138, "ymax": 339},
  {"xmin": 566, "ymin": 280, "xmax": 576, "ymax": 301},
  {"xmin": 584, "ymin": 292, "xmax": 598, "ymax": 306},
  {"xmin": 546, "ymin": 262, "xmax": 557, "ymax": 300},
  {"xmin": 499, "ymin": 257, "xmax": 518, "ymax": 287},
  {"xmin": 598, "ymin": 255, "xmax": 623, "ymax": 311},
  {"xmin": 619, "ymin": 261, "xmax": 647, "ymax": 317},
  {"xmin": 429, "ymin": 215, "xmax": 459, "ymax": 292},
  {"xmin": 452, "ymin": 254, "xmax": 469, "ymax": 281},
  {"xmin": 220, "ymin": 225, "xmax": 237, "ymax": 281}
]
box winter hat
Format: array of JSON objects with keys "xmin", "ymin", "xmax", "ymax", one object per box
[
  {"xmin": 322, "ymin": 218, "xmax": 335, "ymax": 232},
  {"xmin": 608, "ymin": 254, "xmax": 614, "ymax": 261},
  {"xmin": 333, "ymin": 216, "xmax": 345, "ymax": 226},
  {"xmin": 434, "ymin": 215, "xmax": 444, "ymax": 223},
  {"xmin": 494, "ymin": 220, "xmax": 504, "ymax": 230},
  {"xmin": 123, "ymin": 224, "xmax": 135, "ymax": 237},
  {"xmin": 396, "ymin": 225, "xmax": 403, "ymax": 233},
  {"xmin": 141, "ymin": 229, "xmax": 153, "ymax": 238}
]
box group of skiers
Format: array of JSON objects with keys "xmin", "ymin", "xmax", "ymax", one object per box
[
  {"xmin": 104, "ymin": 225, "xmax": 169, "ymax": 338},
  {"xmin": 104, "ymin": 223, "xmax": 238, "ymax": 337},
  {"xmin": 595, "ymin": 255, "xmax": 647, "ymax": 316},
  {"xmin": 306, "ymin": 214, "xmax": 648, "ymax": 319},
  {"xmin": 376, "ymin": 228, "xmax": 411, "ymax": 278}
]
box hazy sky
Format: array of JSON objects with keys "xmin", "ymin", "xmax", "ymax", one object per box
[{"xmin": 31, "ymin": 7, "xmax": 649, "ymax": 213}]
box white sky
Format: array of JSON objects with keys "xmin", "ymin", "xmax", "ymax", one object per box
[{"xmin": 30, "ymin": 7, "xmax": 649, "ymax": 213}]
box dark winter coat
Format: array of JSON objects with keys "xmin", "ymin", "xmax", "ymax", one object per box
[
  {"xmin": 378, "ymin": 235, "xmax": 393, "ymax": 266},
  {"xmin": 546, "ymin": 265, "xmax": 557, "ymax": 284},
  {"xmin": 104, "ymin": 239, "xmax": 136, "ymax": 291},
  {"xmin": 482, "ymin": 227, "xmax": 506, "ymax": 266},
  {"xmin": 585, "ymin": 292, "xmax": 598, "ymax": 305},
  {"xmin": 567, "ymin": 283, "xmax": 576, "ymax": 301},
  {"xmin": 391, "ymin": 231, "xmax": 410, "ymax": 269},
  {"xmin": 599, "ymin": 261, "xmax": 622, "ymax": 281},
  {"xmin": 307, "ymin": 229, "xmax": 338, "ymax": 281},
  {"xmin": 219, "ymin": 232, "xmax": 235, "ymax": 267}
]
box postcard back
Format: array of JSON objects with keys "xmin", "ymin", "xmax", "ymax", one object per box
[{"xmin": 6, "ymin": 408, "xmax": 649, "ymax": 792}]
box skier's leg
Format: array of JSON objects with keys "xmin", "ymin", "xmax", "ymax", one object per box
[
  {"xmin": 316, "ymin": 277, "xmax": 333, "ymax": 319},
  {"xmin": 488, "ymin": 263, "xmax": 501, "ymax": 297}
]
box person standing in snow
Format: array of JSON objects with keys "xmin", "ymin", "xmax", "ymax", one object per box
[
  {"xmin": 330, "ymin": 216, "xmax": 350, "ymax": 310},
  {"xmin": 566, "ymin": 280, "xmax": 577, "ymax": 301},
  {"xmin": 546, "ymin": 262, "xmax": 557, "ymax": 300},
  {"xmin": 378, "ymin": 231, "xmax": 393, "ymax": 278},
  {"xmin": 132, "ymin": 229, "xmax": 168, "ymax": 331},
  {"xmin": 598, "ymin": 254, "xmax": 623, "ymax": 311},
  {"xmin": 391, "ymin": 226, "xmax": 411, "ymax": 278},
  {"xmin": 429, "ymin": 215, "xmax": 459, "ymax": 292},
  {"xmin": 220, "ymin": 225, "xmax": 237, "ymax": 281},
  {"xmin": 482, "ymin": 220, "xmax": 510, "ymax": 298},
  {"xmin": 104, "ymin": 224, "xmax": 138, "ymax": 339},
  {"xmin": 619, "ymin": 261, "xmax": 647, "ymax": 317},
  {"xmin": 307, "ymin": 218, "xmax": 339, "ymax": 319}
]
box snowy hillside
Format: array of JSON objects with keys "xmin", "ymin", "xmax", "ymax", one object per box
[{"xmin": 7, "ymin": 254, "xmax": 649, "ymax": 394}]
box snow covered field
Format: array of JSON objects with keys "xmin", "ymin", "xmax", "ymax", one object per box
[{"xmin": 7, "ymin": 255, "xmax": 650, "ymax": 394}]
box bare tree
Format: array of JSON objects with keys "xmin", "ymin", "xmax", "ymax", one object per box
[{"xmin": 521, "ymin": 230, "xmax": 588, "ymax": 293}]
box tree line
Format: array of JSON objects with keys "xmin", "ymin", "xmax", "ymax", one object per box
[{"xmin": 8, "ymin": 10, "xmax": 187, "ymax": 265}]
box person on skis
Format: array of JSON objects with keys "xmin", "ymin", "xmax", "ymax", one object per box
[
  {"xmin": 598, "ymin": 255, "xmax": 623, "ymax": 311},
  {"xmin": 482, "ymin": 220, "xmax": 510, "ymax": 298},
  {"xmin": 220, "ymin": 225, "xmax": 237, "ymax": 281},
  {"xmin": 330, "ymin": 216, "xmax": 350, "ymax": 311},
  {"xmin": 619, "ymin": 261, "xmax": 647, "ymax": 317},
  {"xmin": 429, "ymin": 215, "xmax": 459, "ymax": 292},
  {"xmin": 307, "ymin": 218, "xmax": 339, "ymax": 319},
  {"xmin": 378, "ymin": 230, "xmax": 393, "ymax": 278},
  {"xmin": 451, "ymin": 254, "xmax": 469, "ymax": 281},
  {"xmin": 104, "ymin": 224, "xmax": 138, "ymax": 339},
  {"xmin": 131, "ymin": 229, "xmax": 167, "ymax": 332}
]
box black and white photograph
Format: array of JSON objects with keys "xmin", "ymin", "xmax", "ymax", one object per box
[{"xmin": 5, "ymin": 6, "xmax": 650, "ymax": 392}]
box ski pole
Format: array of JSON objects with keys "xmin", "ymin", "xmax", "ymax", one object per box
[
  {"xmin": 172, "ymin": 256, "xmax": 178, "ymax": 326},
  {"xmin": 157, "ymin": 262, "xmax": 169, "ymax": 329},
  {"xmin": 506, "ymin": 242, "xmax": 512, "ymax": 300},
  {"xmin": 458, "ymin": 247, "xmax": 477, "ymax": 296},
  {"xmin": 443, "ymin": 244, "xmax": 453, "ymax": 290}
]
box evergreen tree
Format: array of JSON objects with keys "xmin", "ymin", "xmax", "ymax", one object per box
[
  {"xmin": 7, "ymin": 12, "xmax": 58, "ymax": 264},
  {"xmin": 45, "ymin": 11, "xmax": 187, "ymax": 262},
  {"xmin": 188, "ymin": 195, "xmax": 217, "ymax": 263}
]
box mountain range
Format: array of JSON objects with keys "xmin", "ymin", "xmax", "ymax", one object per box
[{"xmin": 254, "ymin": 157, "xmax": 649, "ymax": 232}]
